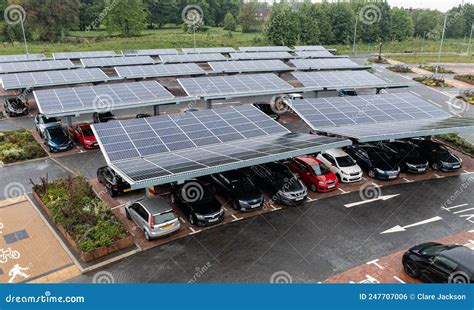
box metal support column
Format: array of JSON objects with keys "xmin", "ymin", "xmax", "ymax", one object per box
[
  {"xmin": 66, "ymin": 116, "xmax": 72, "ymax": 127},
  {"xmin": 153, "ymin": 105, "xmax": 160, "ymax": 116},
  {"xmin": 206, "ymin": 99, "xmax": 212, "ymax": 109}
]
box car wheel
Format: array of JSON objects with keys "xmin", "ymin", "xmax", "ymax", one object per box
[
  {"xmin": 145, "ymin": 231, "xmax": 151, "ymax": 241},
  {"xmin": 232, "ymin": 200, "xmax": 240, "ymax": 211},
  {"xmin": 125, "ymin": 209, "xmax": 131, "ymax": 220},
  {"xmin": 310, "ymin": 184, "xmax": 317, "ymax": 192},
  {"xmin": 432, "ymin": 163, "xmax": 439, "ymax": 170},
  {"xmin": 368, "ymin": 170, "xmax": 375, "ymax": 178},
  {"xmin": 403, "ymin": 260, "xmax": 419, "ymax": 278},
  {"xmin": 108, "ymin": 185, "xmax": 117, "ymax": 198},
  {"xmin": 188, "ymin": 214, "xmax": 196, "ymax": 225}
]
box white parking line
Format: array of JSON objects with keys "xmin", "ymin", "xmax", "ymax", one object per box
[
  {"xmin": 189, "ymin": 227, "xmax": 201, "ymax": 235},
  {"xmin": 366, "ymin": 259, "xmax": 384, "ymax": 270},
  {"xmin": 111, "ymin": 204, "xmax": 125, "ymax": 211},
  {"xmin": 179, "ymin": 217, "xmax": 186, "ymax": 224},
  {"xmin": 453, "ymin": 208, "xmax": 474, "ymax": 214},
  {"xmin": 231, "ymin": 214, "xmax": 243, "ymax": 222},
  {"xmin": 403, "ymin": 177, "xmax": 414, "ymax": 183},
  {"xmin": 469, "ymin": 230, "xmax": 474, "ymax": 233},
  {"xmin": 409, "ymin": 91, "xmax": 420, "ymax": 97},
  {"xmin": 270, "ymin": 204, "xmax": 282, "ymax": 211},
  {"xmin": 393, "ymin": 276, "xmax": 406, "ymax": 284},
  {"xmin": 307, "ymin": 197, "xmax": 318, "ymax": 202},
  {"xmin": 371, "ymin": 182, "xmax": 381, "ymax": 188},
  {"xmin": 338, "ymin": 188, "xmax": 349, "ymax": 194},
  {"xmin": 384, "ymin": 77, "xmax": 393, "ymax": 82},
  {"xmin": 433, "ymin": 174, "xmax": 444, "ymax": 178},
  {"xmin": 426, "ymin": 99, "xmax": 442, "ymax": 107},
  {"xmin": 442, "ymin": 203, "xmax": 469, "ymax": 211}
]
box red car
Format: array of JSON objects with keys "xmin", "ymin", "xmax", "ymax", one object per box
[
  {"xmin": 289, "ymin": 156, "xmax": 338, "ymax": 192},
  {"xmin": 69, "ymin": 124, "xmax": 98, "ymax": 149}
]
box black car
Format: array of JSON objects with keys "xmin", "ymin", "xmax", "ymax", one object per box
[
  {"xmin": 135, "ymin": 113, "xmax": 151, "ymax": 118},
  {"xmin": 345, "ymin": 145, "xmax": 400, "ymax": 180},
  {"xmin": 170, "ymin": 180, "xmax": 225, "ymax": 226},
  {"xmin": 403, "ymin": 242, "xmax": 473, "ymax": 283},
  {"xmin": 337, "ymin": 89, "xmax": 358, "ymax": 97},
  {"xmin": 410, "ymin": 139, "xmax": 462, "ymax": 171},
  {"xmin": 250, "ymin": 162, "xmax": 307, "ymax": 206},
  {"xmin": 377, "ymin": 141, "xmax": 429, "ymax": 173},
  {"xmin": 253, "ymin": 102, "xmax": 280, "ymax": 121},
  {"xmin": 93, "ymin": 112, "xmax": 115, "ymax": 123},
  {"xmin": 205, "ymin": 170, "xmax": 264, "ymax": 212},
  {"xmin": 43, "ymin": 125, "xmax": 74, "ymax": 152},
  {"xmin": 97, "ymin": 166, "xmax": 131, "ymax": 197},
  {"xmin": 4, "ymin": 98, "xmax": 28, "ymax": 117}
]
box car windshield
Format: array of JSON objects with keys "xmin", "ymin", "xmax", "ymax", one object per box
[
  {"xmin": 153, "ymin": 211, "xmax": 175, "ymax": 224},
  {"xmin": 311, "ymin": 163, "xmax": 330, "ymax": 176},
  {"xmin": 44, "ymin": 117, "xmax": 58, "ymax": 123},
  {"xmin": 336, "ymin": 155, "xmax": 356, "ymax": 167},
  {"xmin": 49, "ymin": 127, "xmax": 66, "ymax": 137},
  {"xmin": 231, "ymin": 177, "xmax": 253, "ymax": 190},
  {"xmin": 82, "ymin": 128, "xmax": 94, "ymax": 137},
  {"xmin": 420, "ymin": 244, "xmax": 450, "ymax": 256}
]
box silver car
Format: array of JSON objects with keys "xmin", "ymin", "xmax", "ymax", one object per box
[
  {"xmin": 34, "ymin": 114, "xmax": 61, "ymax": 137},
  {"xmin": 125, "ymin": 196, "xmax": 181, "ymax": 240}
]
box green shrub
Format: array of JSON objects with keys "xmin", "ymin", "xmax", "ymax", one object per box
[
  {"xmin": 387, "ymin": 65, "xmax": 412, "ymax": 73},
  {"xmin": 419, "ymin": 65, "xmax": 454, "ymax": 74},
  {"xmin": 0, "ymin": 129, "xmax": 47, "ymax": 164},
  {"xmin": 413, "ymin": 76, "xmax": 450, "ymax": 87},
  {"xmin": 436, "ymin": 134, "xmax": 474, "ymax": 156}
]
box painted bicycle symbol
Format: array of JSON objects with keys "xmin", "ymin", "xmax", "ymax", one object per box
[{"xmin": 0, "ymin": 247, "xmax": 21, "ymax": 264}]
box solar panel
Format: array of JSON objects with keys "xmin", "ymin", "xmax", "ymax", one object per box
[
  {"xmin": 115, "ymin": 63, "xmax": 206, "ymax": 79},
  {"xmin": 123, "ymin": 49, "xmax": 179, "ymax": 56},
  {"xmin": 81, "ymin": 56, "xmax": 155, "ymax": 68},
  {"xmin": 92, "ymin": 104, "xmax": 351, "ymax": 187},
  {"xmin": 0, "ymin": 60, "xmax": 76, "ymax": 74},
  {"xmin": 182, "ymin": 47, "xmax": 236, "ymax": 54},
  {"xmin": 230, "ymin": 52, "xmax": 293, "ymax": 60},
  {"xmin": 295, "ymin": 51, "xmax": 343, "ymax": 58},
  {"xmin": 294, "ymin": 46, "xmax": 328, "ymax": 51},
  {"xmin": 209, "ymin": 60, "xmax": 293, "ymax": 73},
  {"xmin": 292, "ymin": 71, "xmax": 388, "ymax": 89},
  {"xmin": 34, "ymin": 81, "xmax": 175, "ymax": 117},
  {"xmin": 289, "ymin": 93, "xmax": 450, "ymax": 129},
  {"xmin": 1, "ymin": 68, "xmax": 111, "ymax": 90},
  {"xmin": 53, "ymin": 51, "xmax": 120, "ymax": 60},
  {"xmin": 0, "ymin": 54, "xmax": 46, "ymax": 63},
  {"xmin": 178, "ymin": 73, "xmax": 294, "ymax": 98},
  {"xmin": 290, "ymin": 59, "xmax": 369, "ymax": 70},
  {"xmin": 239, "ymin": 46, "xmax": 291, "ymax": 52},
  {"xmin": 160, "ymin": 53, "xmax": 227, "ymax": 63}
]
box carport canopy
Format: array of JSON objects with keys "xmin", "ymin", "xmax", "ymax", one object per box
[
  {"xmin": 92, "ymin": 104, "xmax": 352, "ymax": 190},
  {"xmin": 288, "ymin": 92, "xmax": 474, "ymax": 142}
]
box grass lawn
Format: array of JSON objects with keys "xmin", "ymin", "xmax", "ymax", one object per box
[
  {"xmin": 389, "ymin": 54, "xmax": 474, "ymax": 64},
  {"xmin": 0, "ymin": 129, "xmax": 48, "ymax": 164}
]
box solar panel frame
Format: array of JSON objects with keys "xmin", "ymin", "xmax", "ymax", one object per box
[
  {"xmin": 160, "ymin": 53, "xmax": 227, "ymax": 63},
  {"xmin": 0, "ymin": 60, "xmax": 77, "ymax": 74},
  {"xmin": 80, "ymin": 56, "xmax": 156, "ymax": 68},
  {"xmin": 292, "ymin": 71, "xmax": 391, "ymax": 89},
  {"xmin": 52, "ymin": 51, "xmax": 120, "ymax": 60},
  {"xmin": 181, "ymin": 47, "xmax": 236, "ymax": 54},
  {"xmin": 209, "ymin": 60, "xmax": 293, "ymax": 73},
  {"xmin": 0, "ymin": 54, "xmax": 46, "ymax": 63},
  {"xmin": 239, "ymin": 46, "xmax": 291, "ymax": 52},
  {"xmin": 33, "ymin": 80, "xmax": 179, "ymax": 117},
  {"xmin": 229, "ymin": 52, "xmax": 294, "ymax": 60},
  {"xmin": 123, "ymin": 49, "xmax": 179, "ymax": 56},
  {"xmin": 295, "ymin": 51, "xmax": 346, "ymax": 58},
  {"xmin": 290, "ymin": 58, "xmax": 370, "ymax": 71},
  {"xmin": 1, "ymin": 68, "xmax": 114, "ymax": 90},
  {"xmin": 293, "ymin": 46, "xmax": 328, "ymax": 51},
  {"xmin": 115, "ymin": 63, "xmax": 207, "ymax": 79},
  {"xmin": 178, "ymin": 73, "xmax": 296, "ymax": 99}
]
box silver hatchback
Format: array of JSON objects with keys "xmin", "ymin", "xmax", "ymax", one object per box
[{"xmin": 125, "ymin": 196, "xmax": 181, "ymax": 240}]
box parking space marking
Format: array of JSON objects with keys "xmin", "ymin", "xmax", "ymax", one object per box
[
  {"xmin": 433, "ymin": 174, "xmax": 444, "ymax": 178},
  {"xmin": 307, "ymin": 197, "xmax": 318, "ymax": 202},
  {"xmin": 338, "ymin": 188, "xmax": 348, "ymax": 194},
  {"xmin": 426, "ymin": 99, "xmax": 442, "ymax": 107},
  {"xmin": 366, "ymin": 259, "xmax": 384, "ymax": 270},
  {"xmin": 270, "ymin": 204, "xmax": 282, "ymax": 211},
  {"xmin": 189, "ymin": 227, "xmax": 201, "ymax": 235},
  {"xmin": 442, "ymin": 203, "xmax": 468, "ymax": 211},
  {"xmin": 111, "ymin": 204, "xmax": 125, "ymax": 211},
  {"xmin": 179, "ymin": 217, "xmax": 186, "ymax": 224},
  {"xmin": 409, "ymin": 91, "xmax": 420, "ymax": 97},
  {"xmin": 231, "ymin": 214, "xmax": 243, "ymax": 222},
  {"xmin": 393, "ymin": 276, "xmax": 406, "ymax": 284},
  {"xmin": 371, "ymin": 182, "xmax": 380, "ymax": 187},
  {"xmin": 403, "ymin": 177, "xmax": 414, "ymax": 183},
  {"xmin": 453, "ymin": 208, "xmax": 474, "ymax": 214}
]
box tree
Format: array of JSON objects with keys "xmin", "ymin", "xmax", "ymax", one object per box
[
  {"xmin": 313, "ymin": 3, "xmax": 334, "ymax": 44},
  {"xmin": 144, "ymin": 0, "xmax": 178, "ymax": 28},
  {"xmin": 264, "ymin": 2, "xmax": 298, "ymax": 45},
  {"xmin": 223, "ymin": 11, "xmax": 236, "ymax": 31},
  {"xmin": 327, "ymin": 2, "xmax": 354, "ymax": 44},
  {"xmin": 104, "ymin": 0, "xmax": 147, "ymax": 36},
  {"xmin": 445, "ymin": 5, "xmax": 468, "ymax": 38},
  {"xmin": 390, "ymin": 8, "xmax": 414, "ymax": 41},
  {"xmin": 295, "ymin": 3, "xmax": 320, "ymax": 45},
  {"xmin": 238, "ymin": 2, "xmax": 260, "ymax": 33},
  {"xmin": 79, "ymin": 0, "xmax": 105, "ymax": 31}
]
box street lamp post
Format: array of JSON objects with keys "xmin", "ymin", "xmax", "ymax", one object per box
[
  {"xmin": 436, "ymin": 13, "xmax": 448, "ymax": 76},
  {"xmin": 467, "ymin": 22, "xmax": 473, "ymax": 55},
  {"xmin": 352, "ymin": 17, "xmax": 358, "ymax": 55},
  {"xmin": 20, "ymin": 17, "xmax": 29, "ymax": 55}
]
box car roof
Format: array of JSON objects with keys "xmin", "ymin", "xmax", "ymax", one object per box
[
  {"xmin": 218, "ymin": 170, "xmax": 245, "ymax": 180},
  {"xmin": 324, "ymin": 148, "xmax": 348, "ymax": 157},
  {"xmin": 295, "ymin": 155, "xmax": 320, "ymax": 165},
  {"xmin": 135, "ymin": 197, "xmax": 172, "ymax": 214},
  {"xmin": 439, "ymin": 246, "xmax": 474, "ymax": 271}
]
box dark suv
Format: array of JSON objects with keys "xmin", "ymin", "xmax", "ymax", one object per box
[
  {"xmin": 43, "ymin": 124, "xmax": 74, "ymax": 152},
  {"xmin": 97, "ymin": 166, "xmax": 131, "ymax": 197},
  {"xmin": 346, "ymin": 145, "xmax": 400, "ymax": 180},
  {"xmin": 170, "ymin": 180, "xmax": 225, "ymax": 226},
  {"xmin": 377, "ymin": 141, "xmax": 428, "ymax": 173},
  {"xmin": 251, "ymin": 162, "xmax": 307, "ymax": 206},
  {"xmin": 204, "ymin": 170, "xmax": 264, "ymax": 212},
  {"xmin": 409, "ymin": 139, "xmax": 462, "ymax": 171},
  {"xmin": 4, "ymin": 98, "xmax": 28, "ymax": 117},
  {"xmin": 93, "ymin": 112, "xmax": 115, "ymax": 123}
]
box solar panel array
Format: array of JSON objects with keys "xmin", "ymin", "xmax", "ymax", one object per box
[
  {"xmin": 53, "ymin": 51, "xmax": 120, "ymax": 60},
  {"xmin": 81, "ymin": 56, "xmax": 155, "ymax": 68},
  {"xmin": 230, "ymin": 52, "xmax": 293, "ymax": 60},
  {"xmin": 1, "ymin": 68, "xmax": 111, "ymax": 90},
  {"xmin": 290, "ymin": 58, "xmax": 367, "ymax": 70},
  {"xmin": 0, "ymin": 60, "xmax": 76, "ymax": 74},
  {"xmin": 209, "ymin": 60, "xmax": 293, "ymax": 73},
  {"xmin": 0, "ymin": 54, "xmax": 46, "ymax": 63},
  {"xmin": 178, "ymin": 73, "xmax": 294, "ymax": 98},
  {"xmin": 115, "ymin": 63, "xmax": 206, "ymax": 79},
  {"xmin": 295, "ymin": 51, "xmax": 341, "ymax": 58},
  {"xmin": 292, "ymin": 71, "xmax": 387, "ymax": 89},
  {"xmin": 293, "ymin": 46, "xmax": 327, "ymax": 51},
  {"xmin": 34, "ymin": 81, "xmax": 174, "ymax": 116},
  {"xmin": 160, "ymin": 53, "xmax": 227, "ymax": 63},
  {"xmin": 123, "ymin": 49, "xmax": 179, "ymax": 56},
  {"xmin": 92, "ymin": 104, "xmax": 351, "ymax": 186},
  {"xmin": 289, "ymin": 93, "xmax": 450, "ymax": 129},
  {"xmin": 239, "ymin": 46, "xmax": 291, "ymax": 52},
  {"xmin": 182, "ymin": 47, "xmax": 236, "ymax": 54}
]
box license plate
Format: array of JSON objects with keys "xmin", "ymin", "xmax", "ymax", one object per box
[
  {"xmin": 160, "ymin": 224, "xmax": 173, "ymax": 230},
  {"xmin": 388, "ymin": 175, "xmax": 397, "ymax": 179},
  {"xmin": 208, "ymin": 217, "xmax": 219, "ymax": 223},
  {"xmin": 60, "ymin": 146, "xmax": 67, "ymax": 150},
  {"xmin": 417, "ymin": 168, "xmax": 425, "ymax": 172},
  {"xmin": 452, "ymin": 165, "xmax": 460, "ymax": 169},
  {"xmin": 295, "ymin": 197, "xmax": 304, "ymax": 201},
  {"xmin": 251, "ymin": 204, "xmax": 260, "ymax": 208},
  {"xmin": 328, "ymin": 185, "xmax": 335, "ymax": 189},
  {"xmin": 123, "ymin": 188, "xmax": 132, "ymax": 192}
]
